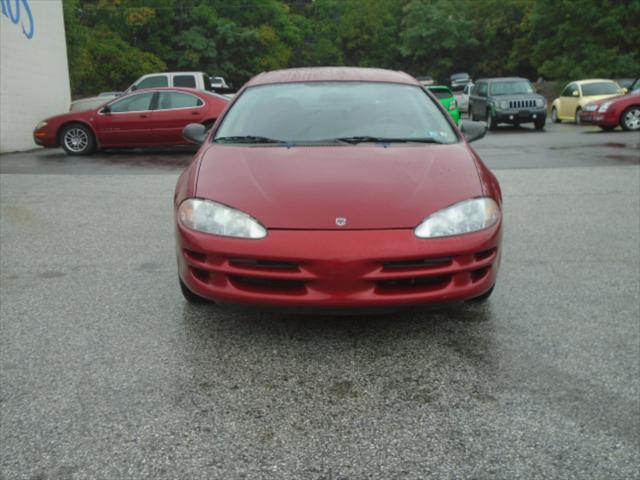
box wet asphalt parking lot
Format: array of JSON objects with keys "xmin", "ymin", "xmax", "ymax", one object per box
[{"xmin": 1, "ymin": 122, "xmax": 639, "ymax": 479}]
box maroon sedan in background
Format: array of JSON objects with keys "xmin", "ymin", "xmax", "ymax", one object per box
[
  {"xmin": 34, "ymin": 87, "xmax": 230, "ymax": 155},
  {"xmin": 579, "ymin": 91, "xmax": 640, "ymax": 131}
]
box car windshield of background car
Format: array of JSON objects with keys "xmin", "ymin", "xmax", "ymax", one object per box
[
  {"xmin": 430, "ymin": 89, "xmax": 453, "ymax": 100},
  {"xmin": 490, "ymin": 81, "xmax": 533, "ymax": 95},
  {"xmin": 581, "ymin": 82, "xmax": 621, "ymax": 96},
  {"xmin": 214, "ymin": 82, "xmax": 458, "ymax": 145}
]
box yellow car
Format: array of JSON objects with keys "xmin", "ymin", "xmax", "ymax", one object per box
[{"xmin": 551, "ymin": 79, "xmax": 625, "ymax": 124}]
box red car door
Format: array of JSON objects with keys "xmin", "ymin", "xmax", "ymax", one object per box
[
  {"xmin": 147, "ymin": 91, "xmax": 208, "ymax": 145},
  {"xmin": 93, "ymin": 92, "xmax": 156, "ymax": 147}
]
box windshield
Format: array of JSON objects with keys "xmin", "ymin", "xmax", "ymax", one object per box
[
  {"xmin": 489, "ymin": 80, "xmax": 533, "ymax": 95},
  {"xmin": 214, "ymin": 82, "xmax": 458, "ymax": 144},
  {"xmin": 429, "ymin": 89, "xmax": 453, "ymax": 100},
  {"xmin": 581, "ymin": 82, "xmax": 620, "ymax": 96}
]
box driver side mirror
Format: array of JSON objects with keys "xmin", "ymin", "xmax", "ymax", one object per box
[
  {"xmin": 572, "ymin": 90, "xmax": 579, "ymax": 97},
  {"xmin": 460, "ymin": 120, "xmax": 487, "ymax": 143},
  {"xmin": 183, "ymin": 123, "xmax": 207, "ymax": 145},
  {"xmin": 130, "ymin": 85, "xmax": 138, "ymax": 92},
  {"xmin": 100, "ymin": 105, "xmax": 111, "ymax": 114}
]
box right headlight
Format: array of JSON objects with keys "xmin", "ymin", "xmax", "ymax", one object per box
[
  {"xmin": 414, "ymin": 198, "xmax": 500, "ymax": 238},
  {"xmin": 498, "ymin": 100, "xmax": 509, "ymax": 109},
  {"xmin": 178, "ymin": 198, "xmax": 267, "ymax": 239}
]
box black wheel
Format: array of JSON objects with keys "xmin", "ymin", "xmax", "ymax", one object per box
[
  {"xmin": 598, "ymin": 125, "xmax": 616, "ymax": 131},
  {"xmin": 468, "ymin": 285, "xmax": 495, "ymax": 303},
  {"xmin": 60, "ymin": 123, "xmax": 95, "ymax": 155},
  {"xmin": 534, "ymin": 117, "xmax": 546, "ymax": 130},
  {"xmin": 179, "ymin": 278, "xmax": 211, "ymax": 304},
  {"xmin": 487, "ymin": 109, "xmax": 498, "ymax": 130},
  {"xmin": 551, "ymin": 107, "xmax": 560, "ymax": 123},
  {"xmin": 620, "ymin": 106, "xmax": 640, "ymax": 131},
  {"xmin": 575, "ymin": 108, "xmax": 582, "ymax": 125}
]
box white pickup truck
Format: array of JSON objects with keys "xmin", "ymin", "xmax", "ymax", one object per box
[{"xmin": 69, "ymin": 72, "xmax": 211, "ymax": 112}]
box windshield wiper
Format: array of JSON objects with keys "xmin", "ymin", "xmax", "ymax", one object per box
[
  {"xmin": 214, "ymin": 135, "xmax": 288, "ymax": 144},
  {"xmin": 334, "ymin": 136, "xmax": 444, "ymax": 144}
]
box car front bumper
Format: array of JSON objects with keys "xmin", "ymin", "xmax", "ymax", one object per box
[
  {"xmin": 579, "ymin": 110, "xmax": 617, "ymax": 127},
  {"xmin": 33, "ymin": 129, "xmax": 57, "ymax": 147},
  {"xmin": 494, "ymin": 108, "xmax": 546, "ymax": 124},
  {"xmin": 176, "ymin": 223, "xmax": 502, "ymax": 308}
]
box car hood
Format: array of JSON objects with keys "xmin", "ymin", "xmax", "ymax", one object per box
[
  {"xmin": 195, "ymin": 144, "xmax": 483, "ymax": 230},
  {"xmin": 578, "ymin": 93, "xmax": 620, "ymax": 106},
  {"xmin": 491, "ymin": 93, "xmax": 545, "ymax": 101}
]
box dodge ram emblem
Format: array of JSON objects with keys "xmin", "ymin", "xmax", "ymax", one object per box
[{"xmin": 335, "ymin": 217, "xmax": 347, "ymax": 227}]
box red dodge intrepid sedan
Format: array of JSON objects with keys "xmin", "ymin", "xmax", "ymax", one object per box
[
  {"xmin": 33, "ymin": 88, "xmax": 229, "ymax": 155},
  {"xmin": 175, "ymin": 67, "xmax": 502, "ymax": 309}
]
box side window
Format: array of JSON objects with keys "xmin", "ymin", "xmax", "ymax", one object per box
[
  {"xmin": 136, "ymin": 75, "xmax": 168, "ymax": 89},
  {"xmin": 156, "ymin": 92, "xmax": 203, "ymax": 110},
  {"xmin": 109, "ymin": 93, "xmax": 154, "ymax": 113},
  {"xmin": 478, "ymin": 82, "xmax": 488, "ymax": 97},
  {"xmin": 561, "ymin": 84, "xmax": 575, "ymax": 97},
  {"xmin": 173, "ymin": 75, "xmax": 197, "ymax": 88}
]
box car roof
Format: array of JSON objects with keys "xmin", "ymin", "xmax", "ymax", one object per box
[
  {"xmin": 428, "ymin": 85, "xmax": 453, "ymax": 92},
  {"xmin": 246, "ymin": 67, "xmax": 420, "ymax": 87},
  {"xmin": 476, "ymin": 77, "xmax": 528, "ymax": 82},
  {"xmin": 121, "ymin": 87, "xmax": 230, "ymax": 101},
  {"xmin": 574, "ymin": 79, "xmax": 618, "ymax": 85}
]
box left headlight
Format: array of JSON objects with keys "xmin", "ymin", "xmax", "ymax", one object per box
[
  {"xmin": 535, "ymin": 98, "xmax": 545, "ymax": 108},
  {"xmin": 598, "ymin": 101, "xmax": 613, "ymax": 113},
  {"xmin": 178, "ymin": 198, "xmax": 267, "ymax": 239},
  {"xmin": 35, "ymin": 121, "xmax": 48, "ymax": 130},
  {"xmin": 414, "ymin": 198, "xmax": 500, "ymax": 239}
]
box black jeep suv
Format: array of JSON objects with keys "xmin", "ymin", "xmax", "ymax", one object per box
[{"xmin": 469, "ymin": 77, "xmax": 547, "ymax": 130}]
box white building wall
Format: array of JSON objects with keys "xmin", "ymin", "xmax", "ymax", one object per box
[{"xmin": 1, "ymin": 0, "xmax": 70, "ymax": 152}]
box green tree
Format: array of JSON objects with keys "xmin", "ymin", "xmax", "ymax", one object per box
[
  {"xmin": 524, "ymin": 0, "xmax": 640, "ymax": 79},
  {"xmin": 399, "ymin": 0, "xmax": 480, "ymax": 81}
]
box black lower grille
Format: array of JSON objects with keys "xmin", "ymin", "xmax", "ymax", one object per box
[
  {"xmin": 229, "ymin": 258, "xmax": 299, "ymax": 270},
  {"xmin": 382, "ymin": 257, "xmax": 451, "ymax": 270},
  {"xmin": 230, "ymin": 275, "xmax": 306, "ymax": 292},
  {"xmin": 376, "ymin": 275, "xmax": 449, "ymax": 291}
]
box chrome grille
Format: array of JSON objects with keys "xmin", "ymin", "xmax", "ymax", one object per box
[{"xmin": 509, "ymin": 99, "xmax": 536, "ymax": 109}]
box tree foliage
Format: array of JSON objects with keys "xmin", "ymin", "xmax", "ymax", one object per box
[{"xmin": 63, "ymin": 0, "xmax": 640, "ymax": 96}]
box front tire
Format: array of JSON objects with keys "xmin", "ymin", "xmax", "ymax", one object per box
[
  {"xmin": 620, "ymin": 106, "xmax": 640, "ymax": 131},
  {"xmin": 487, "ymin": 109, "xmax": 498, "ymax": 130},
  {"xmin": 534, "ymin": 117, "xmax": 546, "ymax": 130},
  {"xmin": 179, "ymin": 278, "xmax": 211, "ymax": 304},
  {"xmin": 60, "ymin": 123, "xmax": 95, "ymax": 155},
  {"xmin": 551, "ymin": 107, "xmax": 560, "ymax": 123},
  {"xmin": 468, "ymin": 285, "xmax": 495, "ymax": 303},
  {"xmin": 575, "ymin": 108, "xmax": 582, "ymax": 125}
]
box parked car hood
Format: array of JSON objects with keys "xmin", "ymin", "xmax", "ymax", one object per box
[
  {"xmin": 583, "ymin": 91, "xmax": 638, "ymax": 106},
  {"xmin": 578, "ymin": 93, "xmax": 620, "ymax": 106},
  {"xmin": 195, "ymin": 144, "xmax": 483, "ymax": 230},
  {"xmin": 69, "ymin": 95, "xmax": 116, "ymax": 112}
]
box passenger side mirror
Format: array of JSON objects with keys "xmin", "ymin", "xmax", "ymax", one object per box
[
  {"xmin": 460, "ymin": 120, "xmax": 487, "ymax": 143},
  {"xmin": 183, "ymin": 123, "xmax": 207, "ymax": 145}
]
